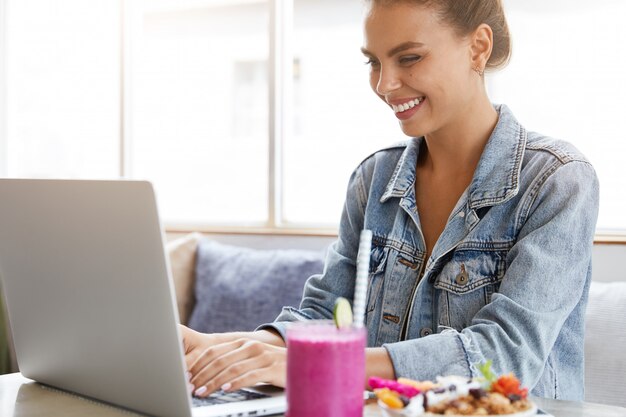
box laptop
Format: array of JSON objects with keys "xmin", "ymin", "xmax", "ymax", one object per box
[{"xmin": 0, "ymin": 179, "xmax": 286, "ymax": 417}]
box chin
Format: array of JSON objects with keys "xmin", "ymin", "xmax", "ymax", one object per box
[{"xmin": 398, "ymin": 122, "xmax": 426, "ymax": 138}]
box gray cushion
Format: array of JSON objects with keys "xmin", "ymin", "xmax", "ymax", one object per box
[
  {"xmin": 187, "ymin": 239, "xmax": 325, "ymax": 334},
  {"xmin": 584, "ymin": 281, "xmax": 626, "ymax": 407}
]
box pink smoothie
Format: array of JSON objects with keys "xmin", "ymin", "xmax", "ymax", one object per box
[{"xmin": 286, "ymin": 322, "xmax": 366, "ymax": 417}]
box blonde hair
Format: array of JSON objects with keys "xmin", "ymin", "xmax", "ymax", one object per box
[{"xmin": 369, "ymin": 0, "xmax": 512, "ymax": 70}]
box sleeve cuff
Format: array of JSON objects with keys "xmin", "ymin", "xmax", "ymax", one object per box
[
  {"xmin": 255, "ymin": 306, "xmax": 317, "ymax": 341},
  {"xmin": 383, "ymin": 331, "xmax": 473, "ymax": 381},
  {"xmin": 256, "ymin": 322, "xmax": 289, "ymax": 342}
]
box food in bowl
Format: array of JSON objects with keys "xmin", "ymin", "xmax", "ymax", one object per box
[{"xmin": 371, "ymin": 361, "xmax": 535, "ymax": 416}]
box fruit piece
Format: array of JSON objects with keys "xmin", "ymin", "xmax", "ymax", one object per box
[
  {"xmin": 368, "ymin": 376, "xmax": 391, "ymax": 390},
  {"xmin": 397, "ymin": 377, "xmax": 438, "ymax": 392},
  {"xmin": 476, "ymin": 360, "xmax": 498, "ymax": 389},
  {"xmin": 368, "ymin": 377, "xmax": 420, "ymax": 397},
  {"xmin": 397, "ymin": 377, "xmax": 427, "ymax": 390},
  {"xmin": 491, "ymin": 374, "xmax": 529, "ymax": 399},
  {"xmin": 375, "ymin": 388, "xmax": 405, "ymax": 409},
  {"xmin": 333, "ymin": 297, "xmax": 353, "ymax": 329},
  {"xmin": 508, "ymin": 394, "xmax": 522, "ymax": 402},
  {"xmin": 469, "ymin": 388, "xmax": 487, "ymax": 399}
]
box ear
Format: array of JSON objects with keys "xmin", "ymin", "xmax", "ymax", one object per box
[{"xmin": 470, "ymin": 23, "xmax": 493, "ymax": 72}]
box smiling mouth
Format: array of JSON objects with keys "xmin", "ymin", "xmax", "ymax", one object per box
[{"xmin": 391, "ymin": 97, "xmax": 425, "ymax": 113}]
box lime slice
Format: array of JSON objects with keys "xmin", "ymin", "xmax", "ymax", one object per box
[{"xmin": 333, "ymin": 297, "xmax": 353, "ymax": 329}]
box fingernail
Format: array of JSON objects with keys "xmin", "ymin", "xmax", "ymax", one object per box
[
  {"xmin": 187, "ymin": 383, "xmax": 194, "ymax": 394},
  {"xmin": 194, "ymin": 386, "xmax": 207, "ymax": 396},
  {"xmin": 186, "ymin": 371, "xmax": 192, "ymax": 381},
  {"xmin": 221, "ymin": 382, "xmax": 232, "ymax": 392}
]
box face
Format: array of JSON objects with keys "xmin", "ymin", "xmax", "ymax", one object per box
[{"xmin": 362, "ymin": 2, "xmax": 481, "ymax": 138}]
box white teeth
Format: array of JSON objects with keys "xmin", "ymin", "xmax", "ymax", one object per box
[{"xmin": 392, "ymin": 98, "xmax": 423, "ymax": 113}]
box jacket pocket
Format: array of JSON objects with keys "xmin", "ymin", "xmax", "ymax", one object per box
[{"xmin": 434, "ymin": 250, "xmax": 506, "ymax": 330}]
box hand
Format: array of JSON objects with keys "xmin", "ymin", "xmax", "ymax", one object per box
[{"xmin": 180, "ymin": 325, "xmax": 287, "ymax": 397}]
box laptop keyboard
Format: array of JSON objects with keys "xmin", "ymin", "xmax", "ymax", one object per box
[{"xmin": 192, "ymin": 389, "xmax": 270, "ymax": 407}]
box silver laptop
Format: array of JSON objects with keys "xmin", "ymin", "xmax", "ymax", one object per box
[{"xmin": 0, "ymin": 179, "xmax": 286, "ymax": 417}]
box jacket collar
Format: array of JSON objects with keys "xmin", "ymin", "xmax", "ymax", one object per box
[
  {"xmin": 380, "ymin": 104, "xmax": 527, "ymax": 209},
  {"xmin": 379, "ymin": 138, "xmax": 420, "ymax": 202}
]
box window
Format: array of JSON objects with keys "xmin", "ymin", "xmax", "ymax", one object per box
[
  {"xmin": 283, "ymin": 0, "xmax": 398, "ymax": 226},
  {"xmin": 493, "ymin": 0, "xmax": 626, "ymax": 233},
  {"xmin": 127, "ymin": 0, "xmax": 270, "ymax": 226},
  {"xmin": 1, "ymin": 0, "xmax": 624, "ymax": 235},
  {"xmin": 2, "ymin": 0, "xmax": 120, "ymax": 179}
]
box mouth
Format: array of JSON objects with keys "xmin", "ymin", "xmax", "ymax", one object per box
[{"xmin": 389, "ymin": 97, "xmax": 425, "ymax": 120}]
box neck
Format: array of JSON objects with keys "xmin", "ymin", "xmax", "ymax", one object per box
[{"xmin": 421, "ymin": 94, "xmax": 498, "ymax": 177}]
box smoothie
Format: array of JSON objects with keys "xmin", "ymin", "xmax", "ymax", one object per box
[{"xmin": 286, "ymin": 321, "xmax": 366, "ymax": 417}]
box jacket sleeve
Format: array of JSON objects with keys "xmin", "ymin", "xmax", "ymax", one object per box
[
  {"xmin": 257, "ymin": 165, "xmax": 368, "ymax": 340},
  {"xmin": 382, "ymin": 160, "xmax": 599, "ymax": 389}
]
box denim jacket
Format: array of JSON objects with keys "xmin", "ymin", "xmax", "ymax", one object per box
[{"xmin": 264, "ymin": 104, "xmax": 599, "ymax": 400}]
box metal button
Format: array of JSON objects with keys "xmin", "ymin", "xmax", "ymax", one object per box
[
  {"xmin": 420, "ymin": 327, "xmax": 433, "ymax": 337},
  {"xmin": 455, "ymin": 264, "xmax": 469, "ymax": 285},
  {"xmin": 458, "ymin": 211, "xmax": 465, "ymax": 218}
]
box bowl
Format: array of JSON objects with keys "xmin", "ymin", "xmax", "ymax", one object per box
[
  {"xmin": 377, "ymin": 400, "xmax": 419, "ymax": 417},
  {"xmin": 423, "ymin": 403, "xmax": 538, "ymax": 416},
  {"xmin": 378, "ymin": 400, "xmax": 538, "ymax": 417}
]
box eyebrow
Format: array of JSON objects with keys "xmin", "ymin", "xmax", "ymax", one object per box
[{"xmin": 361, "ymin": 41, "xmax": 425, "ymax": 58}]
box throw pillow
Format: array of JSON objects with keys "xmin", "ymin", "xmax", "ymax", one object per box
[
  {"xmin": 166, "ymin": 232, "xmax": 203, "ymax": 325},
  {"xmin": 584, "ymin": 281, "xmax": 626, "ymax": 408},
  {"xmin": 187, "ymin": 239, "xmax": 325, "ymax": 334}
]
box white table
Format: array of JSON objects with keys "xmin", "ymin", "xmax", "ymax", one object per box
[{"xmin": 1, "ymin": 372, "xmax": 625, "ymax": 417}]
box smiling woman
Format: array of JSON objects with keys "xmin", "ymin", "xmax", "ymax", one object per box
[{"xmin": 181, "ymin": 0, "xmax": 599, "ymax": 405}]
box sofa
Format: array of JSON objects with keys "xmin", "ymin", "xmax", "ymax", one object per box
[{"xmin": 2, "ymin": 233, "xmax": 626, "ymax": 409}]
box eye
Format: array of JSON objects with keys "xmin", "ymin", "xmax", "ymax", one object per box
[
  {"xmin": 364, "ymin": 58, "xmax": 380, "ymax": 69},
  {"xmin": 399, "ymin": 55, "xmax": 422, "ymax": 65}
]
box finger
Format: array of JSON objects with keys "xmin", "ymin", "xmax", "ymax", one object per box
[
  {"xmin": 191, "ymin": 340, "xmax": 267, "ymax": 393},
  {"xmin": 196, "ymin": 356, "xmax": 271, "ymax": 397},
  {"xmin": 187, "ymin": 338, "xmax": 245, "ymax": 376},
  {"xmin": 226, "ymin": 349, "xmax": 286, "ymax": 390},
  {"xmin": 192, "ymin": 340, "xmax": 271, "ymax": 392},
  {"xmin": 184, "ymin": 336, "xmax": 212, "ymax": 371},
  {"xmin": 226, "ymin": 365, "xmax": 278, "ymax": 392},
  {"xmin": 185, "ymin": 333, "xmax": 246, "ymax": 372}
]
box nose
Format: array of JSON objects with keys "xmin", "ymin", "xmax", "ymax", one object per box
[{"xmin": 375, "ymin": 65, "xmax": 402, "ymax": 96}]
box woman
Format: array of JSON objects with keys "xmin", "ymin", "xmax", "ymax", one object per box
[{"xmin": 182, "ymin": 0, "xmax": 598, "ymax": 401}]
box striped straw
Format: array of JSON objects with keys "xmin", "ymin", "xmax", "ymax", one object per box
[{"xmin": 353, "ymin": 229, "xmax": 372, "ymax": 328}]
